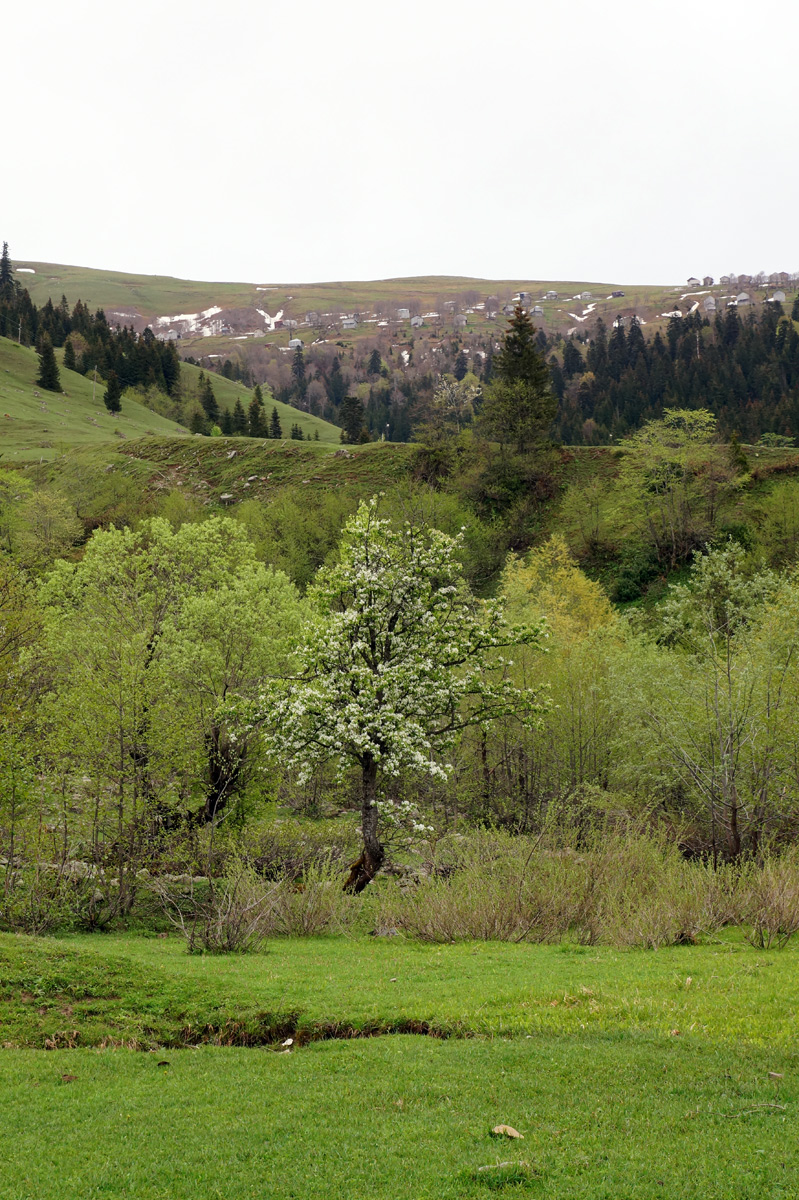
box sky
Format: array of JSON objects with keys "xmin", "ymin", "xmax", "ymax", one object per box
[{"xmin": 6, "ymin": 0, "xmax": 798, "ymax": 287}]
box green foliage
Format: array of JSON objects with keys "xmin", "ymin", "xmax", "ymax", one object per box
[
  {"xmin": 35, "ymin": 334, "xmax": 60, "ymax": 392},
  {"xmin": 102, "ymin": 369, "xmax": 122, "ymax": 414},
  {"xmin": 339, "ymin": 394, "xmax": 365, "ymax": 443},
  {"xmin": 481, "ymin": 306, "xmax": 555, "ymax": 452}
]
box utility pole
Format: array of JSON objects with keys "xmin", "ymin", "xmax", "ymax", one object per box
[{"xmin": 18, "ymin": 320, "xmax": 21, "ymax": 344}]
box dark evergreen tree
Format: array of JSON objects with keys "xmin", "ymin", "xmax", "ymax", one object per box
[
  {"xmin": 453, "ymin": 349, "xmax": 469, "ymax": 381},
  {"xmin": 792, "ymin": 294, "xmax": 799, "ymax": 321},
  {"xmin": 0, "ymin": 242, "xmax": 13, "ymax": 294},
  {"xmin": 368, "ymin": 348, "xmax": 382, "ymax": 376},
  {"xmin": 36, "ymin": 334, "xmax": 61, "ymax": 392},
  {"xmin": 326, "ymin": 356, "xmax": 347, "ymax": 407},
  {"xmin": 248, "ymin": 389, "xmax": 267, "ymax": 437},
  {"xmin": 562, "ymin": 337, "xmax": 583, "ymax": 378},
  {"xmin": 232, "ymin": 397, "xmax": 248, "ymax": 434},
  {"xmin": 339, "ymin": 394, "xmax": 365, "ymax": 444},
  {"xmin": 190, "ymin": 408, "xmax": 208, "ymax": 434},
  {"xmin": 290, "ymin": 422, "xmax": 304, "ymax": 439},
  {"xmin": 482, "ymin": 304, "xmax": 555, "ymax": 452},
  {"xmin": 63, "ymin": 338, "xmax": 76, "ymax": 372},
  {"xmin": 200, "ymin": 377, "xmax": 219, "ymax": 425},
  {"xmin": 291, "ymin": 344, "xmax": 306, "ymax": 400},
  {"xmin": 103, "ymin": 369, "xmax": 122, "ymax": 413},
  {"xmin": 270, "ymin": 406, "xmax": 283, "ymax": 439},
  {"xmin": 220, "ymin": 408, "xmax": 233, "ymax": 435}
]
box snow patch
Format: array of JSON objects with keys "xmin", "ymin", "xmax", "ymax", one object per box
[
  {"xmin": 688, "ymin": 302, "xmax": 699, "ymax": 314},
  {"xmin": 16, "ymin": 267, "xmax": 35, "ymax": 273},
  {"xmin": 201, "ymin": 306, "xmax": 222, "ymax": 320}
]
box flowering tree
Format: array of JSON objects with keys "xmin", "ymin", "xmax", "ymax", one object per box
[{"xmin": 252, "ymin": 499, "xmax": 546, "ymax": 890}]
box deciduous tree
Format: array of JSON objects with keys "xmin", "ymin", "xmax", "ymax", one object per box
[{"xmin": 249, "ymin": 499, "xmax": 545, "ymax": 891}]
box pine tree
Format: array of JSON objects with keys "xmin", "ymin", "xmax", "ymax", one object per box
[
  {"xmin": 200, "ymin": 377, "xmax": 219, "ymax": 425},
  {"xmin": 0, "ymin": 241, "xmax": 14, "ymax": 295},
  {"xmin": 339, "ymin": 395, "xmax": 365, "ymax": 444},
  {"xmin": 562, "ymin": 338, "xmax": 583, "ymax": 379},
  {"xmin": 270, "ymin": 406, "xmax": 283, "ymax": 439},
  {"xmin": 368, "ymin": 348, "xmax": 382, "ymax": 376},
  {"xmin": 232, "ymin": 397, "xmax": 248, "ymax": 434},
  {"xmin": 482, "ymin": 305, "xmax": 555, "ymax": 452},
  {"xmin": 291, "ymin": 344, "xmax": 306, "ymax": 400},
  {"xmin": 103, "ymin": 370, "xmax": 122, "ymax": 413},
  {"xmin": 453, "ymin": 349, "xmax": 468, "ymax": 381},
  {"xmin": 36, "ymin": 334, "xmax": 61, "ymax": 392},
  {"xmin": 290, "ymin": 423, "xmax": 303, "ymax": 439},
  {"xmin": 220, "ymin": 408, "xmax": 233, "ymax": 435},
  {"xmin": 248, "ymin": 389, "xmax": 267, "ymax": 438},
  {"xmin": 792, "ymin": 294, "xmax": 799, "ymax": 321},
  {"xmin": 327, "ymin": 356, "xmax": 347, "ymax": 407},
  {"xmin": 63, "ymin": 338, "xmax": 76, "ymax": 372}
]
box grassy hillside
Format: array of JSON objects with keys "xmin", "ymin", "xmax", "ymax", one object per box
[
  {"xmin": 0, "ymin": 337, "xmax": 187, "ymax": 462},
  {"xmin": 179, "ymin": 361, "xmax": 341, "ymax": 443}
]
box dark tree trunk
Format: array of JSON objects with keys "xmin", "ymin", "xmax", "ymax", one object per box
[
  {"xmin": 344, "ymin": 755, "xmax": 385, "ymax": 893},
  {"xmin": 197, "ymin": 724, "xmax": 244, "ymax": 824}
]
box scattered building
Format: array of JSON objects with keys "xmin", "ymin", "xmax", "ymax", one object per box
[
  {"xmin": 703, "ymin": 276, "xmax": 714, "ymax": 287},
  {"xmin": 288, "ymin": 337, "xmax": 303, "ymax": 349},
  {"xmin": 544, "ymin": 290, "xmax": 558, "ymax": 300},
  {"xmin": 611, "ymin": 290, "xmax": 625, "ymax": 298},
  {"xmin": 410, "ymin": 315, "xmax": 424, "ymax": 328},
  {"xmin": 736, "ymin": 292, "xmax": 751, "ymax": 305},
  {"xmin": 531, "ymin": 305, "xmax": 544, "ymax": 316},
  {"xmin": 454, "ymin": 314, "xmax": 468, "ymax": 328},
  {"xmin": 341, "ymin": 317, "xmax": 358, "ymax": 330},
  {"xmin": 396, "ymin": 307, "xmax": 410, "ymax": 320},
  {"xmin": 687, "ymin": 277, "xmax": 701, "ymax": 288},
  {"xmin": 703, "ymin": 296, "xmax": 717, "ymax": 312},
  {"xmin": 579, "ymin": 291, "xmax": 592, "ymax": 301},
  {"xmin": 773, "ymin": 289, "xmax": 787, "ymax": 303}
]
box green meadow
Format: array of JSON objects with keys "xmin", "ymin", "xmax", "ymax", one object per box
[
  {"xmin": 1, "ymin": 932, "xmax": 797, "ymax": 1199},
  {"xmin": 0, "ymin": 338, "xmax": 186, "ymax": 462}
]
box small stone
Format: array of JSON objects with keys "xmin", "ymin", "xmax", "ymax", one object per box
[{"xmin": 491, "ymin": 1125, "xmax": 523, "ymax": 1139}]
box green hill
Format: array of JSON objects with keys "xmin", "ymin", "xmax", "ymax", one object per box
[
  {"xmin": 179, "ymin": 361, "xmax": 340, "ymax": 443},
  {"xmin": 0, "ymin": 337, "xmax": 188, "ymax": 462}
]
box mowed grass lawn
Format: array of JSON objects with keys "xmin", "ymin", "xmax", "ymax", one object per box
[{"xmin": 1, "ymin": 933, "xmax": 798, "ymax": 1199}]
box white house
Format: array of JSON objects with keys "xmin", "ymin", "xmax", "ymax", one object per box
[
  {"xmin": 396, "ymin": 308, "xmax": 410, "ymax": 320},
  {"xmin": 410, "ymin": 315, "xmax": 424, "ymax": 328},
  {"xmin": 288, "ymin": 337, "xmax": 303, "ymax": 349}
]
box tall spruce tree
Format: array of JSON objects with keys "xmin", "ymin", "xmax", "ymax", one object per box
[
  {"xmin": 339, "ymin": 394, "xmax": 365, "ymax": 444},
  {"xmin": 291, "ymin": 344, "xmax": 306, "ymax": 401},
  {"xmin": 270, "ymin": 406, "xmax": 283, "ymax": 439},
  {"xmin": 481, "ymin": 304, "xmax": 554, "ymax": 452},
  {"xmin": 248, "ymin": 389, "xmax": 267, "ymax": 438},
  {"xmin": 103, "ymin": 370, "xmax": 122, "ymax": 413},
  {"xmin": 200, "ymin": 377, "xmax": 219, "ymax": 425},
  {"xmin": 36, "ymin": 334, "xmax": 61, "ymax": 392},
  {"xmin": 63, "ymin": 338, "xmax": 76, "ymax": 372},
  {"xmin": 0, "ymin": 241, "xmax": 13, "ymax": 295},
  {"xmin": 327, "ymin": 356, "xmax": 347, "ymax": 407},
  {"xmin": 232, "ymin": 397, "xmax": 248, "ymax": 434}
]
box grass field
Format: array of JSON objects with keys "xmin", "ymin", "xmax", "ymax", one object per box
[
  {"xmin": 0, "ymin": 337, "xmax": 187, "ymax": 462},
  {"xmin": 0, "ymin": 337, "xmax": 340, "ymax": 463},
  {"xmin": 1, "ymin": 932, "xmax": 797, "ymax": 1198}
]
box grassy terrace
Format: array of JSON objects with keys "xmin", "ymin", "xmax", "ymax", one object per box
[{"xmin": 1, "ymin": 932, "xmax": 797, "ymax": 1198}]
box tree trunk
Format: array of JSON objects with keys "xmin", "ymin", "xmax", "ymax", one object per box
[
  {"xmin": 198, "ymin": 724, "xmax": 244, "ymax": 824},
  {"xmin": 344, "ymin": 755, "xmax": 385, "ymax": 893}
]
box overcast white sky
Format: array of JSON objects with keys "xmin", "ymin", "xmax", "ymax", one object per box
[{"xmin": 6, "ymin": 0, "xmax": 798, "ymax": 286}]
